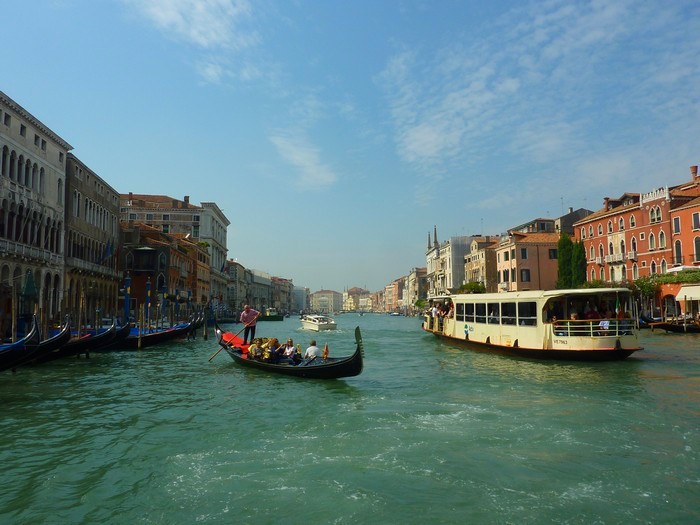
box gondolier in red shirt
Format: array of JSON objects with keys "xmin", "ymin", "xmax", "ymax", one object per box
[{"xmin": 239, "ymin": 305, "xmax": 260, "ymax": 345}]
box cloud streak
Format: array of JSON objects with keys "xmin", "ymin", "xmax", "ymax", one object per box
[{"xmin": 269, "ymin": 132, "xmax": 338, "ymax": 190}]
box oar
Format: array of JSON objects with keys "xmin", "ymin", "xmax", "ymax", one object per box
[{"xmin": 208, "ymin": 314, "xmax": 258, "ymax": 362}]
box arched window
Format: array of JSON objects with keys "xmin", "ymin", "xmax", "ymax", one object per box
[
  {"xmin": 649, "ymin": 208, "xmax": 655, "ymax": 223},
  {"xmin": 599, "ymin": 244, "xmax": 604, "ymax": 259},
  {"xmin": 630, "ymin": 215, "xmax": 636, "ymax": 227},
  {"xmin": 581, "ymin": 227, "xmax": 586, "ymax": 239},
  {"xmin": 607, "ymin": 220, "xmax": 613, "ymax": 233},
  {"xmin": 651, "ymin": 261, "xmax": 657, "ymax": 274},
  {"xmin": 608, "ymin": 242, "xmax": 614, "ymax": 255},
  {"xmin": 589, "ymin": 225, "xmax": 594, "ymax": 237},
  {"xmin": 590, "ymin": 246, "xmax": 595, "ymax": 260},
  {"xmin": 598, "ymin": 224, "xmax": 603, "ymax": 235},
  {"xmin": 661, "ymin": 259, "xmax": 668, "ymax": 274},
  {"xmin": 619, "ymin": 217, "xmax": 625, "ymax": 230},
  {"xmin": 591, "ymin": 268, "xmax": 596, "ymax": 280},
  {"xmin": 659, "ymin": 230, "xmax": 666, "ymax": 248},
  {"xmin": 633, "ymin": 263, "xmax": 639, "ymax": 279},
  {"xmin": 695, "ymin": 237, "xmax": 700, "ymax": 262},
  {"xmin": 620, "ymin": 239, "xmax": 626, "ymax": 255},
  {"xmin": 632, "ymin": 237, "xmax": 637, "ymax": 252},
  {"xmin": 656, "ymin": 206, "xmax": 662, "ymax": 222},
  {"xmin": 610, "ymin": 267, "xmax": 616, "ymax": 282},
  {"xmin": 674, "ymin": 240, "xmax": 682, "ymax": 265},
  {"xmin": 649, "ymin": 233, "xmax": 656, "ymax": 250}
]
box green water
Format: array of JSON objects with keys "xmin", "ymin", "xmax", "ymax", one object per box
[{"xmin": 1, "ymin": 315, "xmax": 698, "ymax": 524}]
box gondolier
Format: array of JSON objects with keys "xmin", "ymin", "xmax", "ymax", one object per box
[{"xmin": 239, "ymin": 305, "xmax": 260, "ymax": 345}]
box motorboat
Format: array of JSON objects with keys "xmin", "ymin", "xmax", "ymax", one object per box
[{"xmin": 300, "ymin": 314, "xmax": 337, "ymax": 332}]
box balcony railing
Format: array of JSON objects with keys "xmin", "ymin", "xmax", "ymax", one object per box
[
  {"xmin": 0, "ymin": 238, "xmax": 61, "ymax": 265},
  {"xmin": 65, "ymin": 256, "xmax": 120, "ymax": 278}
]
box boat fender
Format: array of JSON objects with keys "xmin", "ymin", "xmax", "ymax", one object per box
[
  {"xmin": 485, "ymin": 336, "xmax": 490, "ymax": 345},
  {"xmin": 513, "ymin": 339, "xmax": 518, "ymax": 348},
  {"xmin": 615, "ymin": 338, "xmax": 622, "ymax": 351}
]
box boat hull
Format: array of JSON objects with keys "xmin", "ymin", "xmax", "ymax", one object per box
[{"xmin": 424, "ymin": 328, "xmax": 637, "ymax": 361}]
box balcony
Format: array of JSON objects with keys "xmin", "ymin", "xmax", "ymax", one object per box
[
  {"xmin": 0, "ymin": 238, "xmax": 61, "ymax": 266},
  {"xmin": 595, "ymin": 257, "xmax": 603, "ymax": 265},
  {"xmin": 628, "ymin": 251, "xmax": 637, "ymax": 260},
  {"xmin": 605, "ymin": 253, "xmax": 626, "ymax": 263},
  {"xmin": 65, "ymin": 256, "xmax": 120, "ymax": 278}
]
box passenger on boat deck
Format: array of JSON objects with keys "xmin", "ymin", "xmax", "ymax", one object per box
[
  {"xmin": 447, "ymin": 303, "xmax": 455, "ymax": 318},
  {"xmin": 304, "ymin": 340, "xmax": 323, "ymax": 358},
  {"xmin": 585, "ymin": 307, "xmax": 601, "ymax": 320}
]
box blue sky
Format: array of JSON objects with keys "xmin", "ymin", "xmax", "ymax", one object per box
[{"xmin": 3, "ymin": 0, "xmax": 699, "ymax": 292}]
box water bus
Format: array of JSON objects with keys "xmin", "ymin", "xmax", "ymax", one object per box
[{"xmin": 423, "ymin": 288, "xmax": 642, "ymax": 360}]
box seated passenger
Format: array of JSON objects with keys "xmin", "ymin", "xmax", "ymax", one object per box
[
  {"xmin": 304, "ymin": 340, "xmax": 323, "ymax": 359},
  {"xmin": 279, "ymin": 338, "xmax": 297, "ymax": 364}
]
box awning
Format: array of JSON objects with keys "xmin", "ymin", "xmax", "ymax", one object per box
[{"xmin": 676, "ymin": 285, "xmax": 700, "ymax": 301}]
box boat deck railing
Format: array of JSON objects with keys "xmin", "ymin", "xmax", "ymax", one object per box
[{"xmin": 552, "ymin": 319, "xmax": 635, "ymax": 337}]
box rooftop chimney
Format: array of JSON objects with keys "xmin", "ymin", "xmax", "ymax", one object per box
[
  {"xmin": 184, "ymin": 195, "xmax": 190, "ymax": 205},
  {"xmin": 603, "ymin": 197, "xmax": 610, "ymax": 211},
  {"xmin": 691, "ymin": 165, "xmax": 698, "ymax": 180}
]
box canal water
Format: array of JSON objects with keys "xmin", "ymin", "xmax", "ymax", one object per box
[{"xmin": 1, "ymin": 314, "xmax": 698, "ymax": 524}]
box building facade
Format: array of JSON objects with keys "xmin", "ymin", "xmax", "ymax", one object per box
[
  {"xmin": 1, "ymin": 90, "xmax": 71, "ymax": 337},
  {"xmin": 63, "ymin": 153, "xmax": 121, "ymax": 326},
  {"xmin": 496, "ymin": 232, "xmax": 560, "ymax": 292},
  {"xmin": 310, "ymin": 289, "xmax": 342, "ymax": 314},
  {"xmin": 573, "ymin": 169, "xmax": 700, "ymax": 283}
]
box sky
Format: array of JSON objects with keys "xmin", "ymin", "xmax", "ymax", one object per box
[{"xmin": 3, "ymin": 0, "xmax": 700, "ymax": 293}]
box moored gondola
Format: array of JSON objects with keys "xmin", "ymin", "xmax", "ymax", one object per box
[
  {"xmin": 101, "ymin": 316, "xmax": 194, "ymax": 350},
  {"xmin": 34, "ymin": 321, "xmax": 121, "ymax": 364},
  {"xmin": 214, "ymin": 323, "xmax": 364, "ymax": 379},
  {"xmin": 0, "ymin": 315, "xmax": 41, "ymax": 372},
  {"xmin": 2, "ymin": 316, "xmax": 72, "ymax": 371}
]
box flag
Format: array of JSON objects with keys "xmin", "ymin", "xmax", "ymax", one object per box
[{"xmin": 98, "ymin": 240, "xmax": 112, "ymax": 264}]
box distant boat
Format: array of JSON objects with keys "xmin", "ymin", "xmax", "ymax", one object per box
[
  {"xmin": 258, "ymin": 307, "xmax": 284, "ymax": 321},
  {"xmin": 300, "ymin": 314, "xmax": 337, "ymax": 332}
]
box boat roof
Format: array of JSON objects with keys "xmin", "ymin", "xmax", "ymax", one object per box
[{"xmin": 431, "ymin": 288, "xmax": 632, "ymax": 302}]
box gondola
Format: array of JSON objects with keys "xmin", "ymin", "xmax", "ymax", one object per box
[
  {"xmin": 102, "ymin": 316, "xmax": 194, "ymax": 350},
  {"xmin": 649, "ymin": 320, "xmax": 700, "ymax": 333},
  {"xmin": 0, "ymin": 315, "xmax": 41, "ymax": 372},
  {"xmin": 33, "ymin": 321, "xmax": 121, "ymax": 364},
  {"xmin": 215, "ymin": 324, "xmax": 364, "ymax": 379},
  {"xmin": 2, "ymin": 316, "xmax": 72, "ymax": 371}
]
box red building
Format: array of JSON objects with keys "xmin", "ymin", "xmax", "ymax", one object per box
[{"xmin": 574, "ymin": 167, "xmax": 700, "ymax": 284}]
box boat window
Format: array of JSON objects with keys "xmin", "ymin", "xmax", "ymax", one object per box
[
  {"xmin": 501, "ymin": 302, "xmax": 516, "ymax": 325},
  {"xmin": 456, "ymin": 303, "xmax": 465, "ymax": 321},
  {"xmin": 518, "ymin": 302, "xmax": 537, "ymax": 326},
  {"xmin": 488, "ymin": 303, "xmax": 500, "ymax": 324},
  {"xmin": 475, "ymin": 303, "xmax": 486, "ymax": 323},
  {"xmin": 465, "ymin": 303, "xmax": 474, "ymax": 322}
]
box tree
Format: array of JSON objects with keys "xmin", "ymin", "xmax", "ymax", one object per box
[
  {"xmin": 556, "ymin": 233, "xmax": 573, "ymax": 288},
  {"xmin": 571, "ymin": 241, "xmax": 587, "ymax": 287},
  {"xmin": 458, "ymin": 282, "xmax": 486, "ymax": 294}
]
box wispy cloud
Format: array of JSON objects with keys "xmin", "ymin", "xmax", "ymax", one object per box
[
  {"xmin": 378, "ymin": 0, "xmax": 700, "ymax": 209},
  {"xmin": 269, "ymin": 132, "xmax": 338, "ymax": 190},
  {"xmin": 124, "ymin": 0, "xmax": 256, "ymax": 49},
  {"xmin": 123, "ymin": 0, "xmax": 259, "ymax": 83}
]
